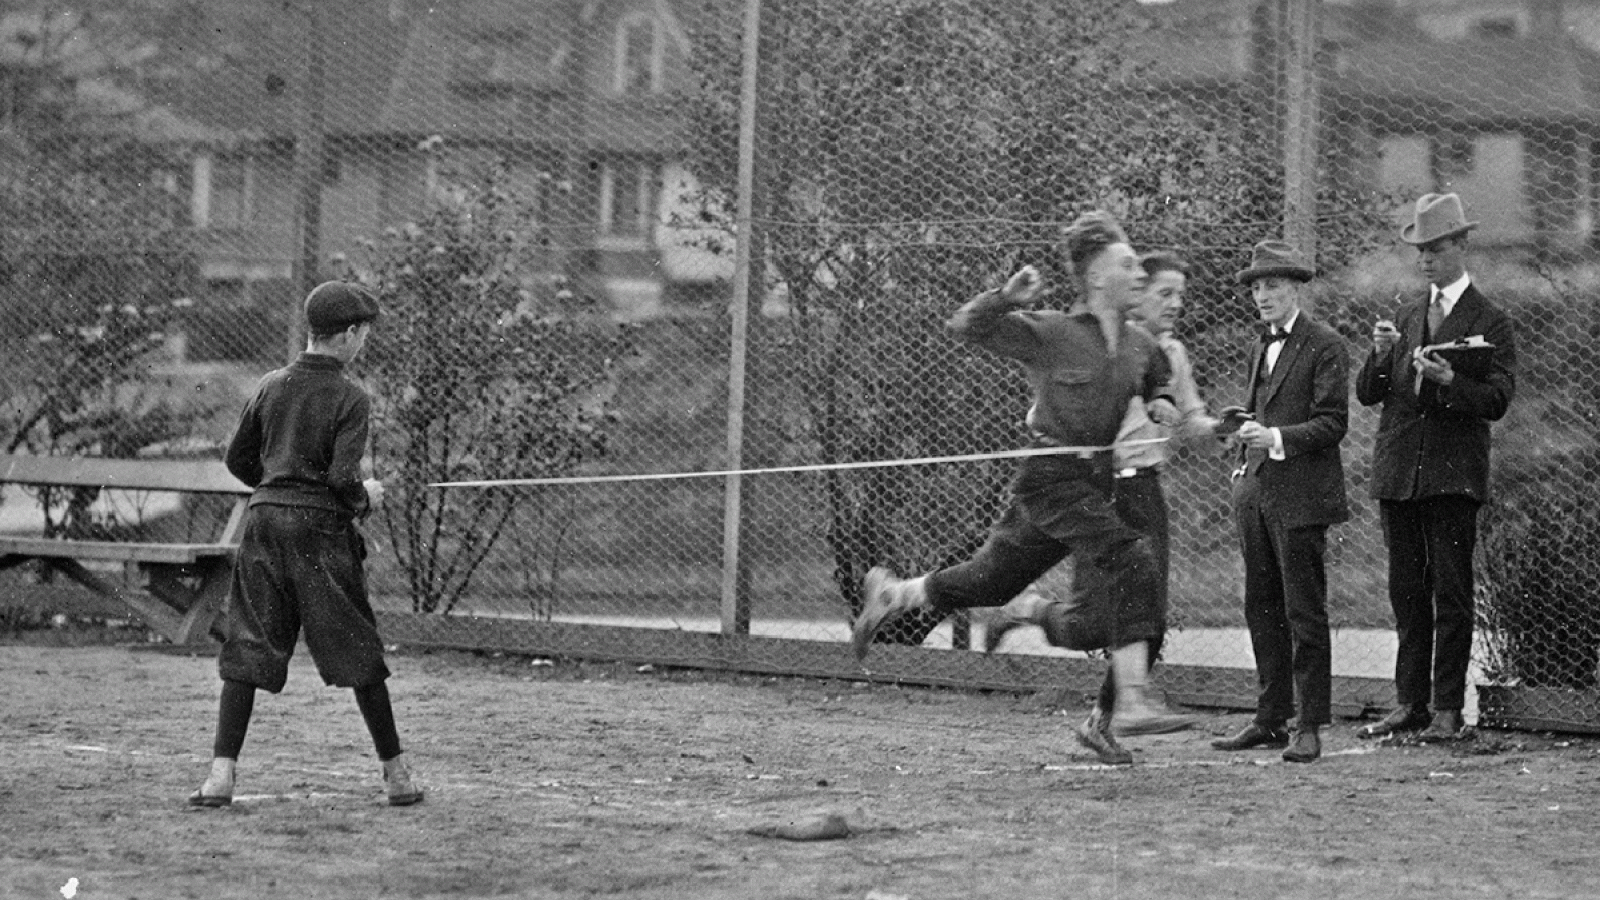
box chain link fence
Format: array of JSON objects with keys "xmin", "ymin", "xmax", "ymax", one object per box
[{"xmin": 3, "ymin": 0, "xmax": 1599, "ymax": 730}]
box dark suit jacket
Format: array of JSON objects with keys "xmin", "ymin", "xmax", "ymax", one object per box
[
  {"xmin": 1238, "ymin": 315, "xmax": 1351, "ymax": 529},
  {"xmin": 1354, "ymin": 283, "xmax": 1516, "ymax": 503}
]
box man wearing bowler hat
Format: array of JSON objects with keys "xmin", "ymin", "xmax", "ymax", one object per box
[
  {"xmin": 1212, "ymin": 240, "xmax": 1349, "ymax": 763},
  {"xmin": 1354, "ymin": 193, "xmax": 1516, "ymax": 742}
]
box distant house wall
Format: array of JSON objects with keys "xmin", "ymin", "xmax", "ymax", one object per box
[
  {"xmin": 321, "ymin": 149, "xmax": 386, "ymax": 268},
  {"xmin": 1378, "ymin": 132, "xmax": 1530, "ymax": 246},
  {"xmin": 656, "ymin": 161, "xmax": 732, "ymax": 285}
]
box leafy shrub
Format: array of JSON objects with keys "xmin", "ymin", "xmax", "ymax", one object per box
[
  {"xmin": 346, "ymin": 154, "xmax": 630, "ymax": 614},
  {"xmin": 1478, "ymin": 447, "xmax": 1600, "ymax": 689}
]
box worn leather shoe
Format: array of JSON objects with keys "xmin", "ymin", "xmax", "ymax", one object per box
[
  {"xmin": 1282, "ymin": 727, "xmax": 1321, "ymax": 763},
  {"xmin": 384, "ymin": 753, "xmax": 425, "ymax": 807},
  {"xmin": 1417, "ymin": 709, "xmax": 1467, "ymax": 742},
  {"xmin": 1356, "ymin": 705, "xmax": 1431, "ymax": 739},
  {"xmin": 1074, "ymin": 707, "xmax": 1133, "ymax": 766},
  {"xmin": 1211, "ymin": 722, "xmax": 1289, "ymax": 751},
  {"xmin": 851, "ymin": 568, "xmax": 925, "ymax": 660}
]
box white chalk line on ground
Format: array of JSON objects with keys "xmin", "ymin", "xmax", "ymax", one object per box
[{"xmin": 41, "ymin": 734, "xmax": 1381, "ymax": 810}]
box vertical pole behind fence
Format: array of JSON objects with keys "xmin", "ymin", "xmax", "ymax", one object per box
[
  {"xmin": 289, "ymin": 1, "xmax": 327, "ymax": 363},
  {"xmin": 1281, "ymin": 0, "xmax": 1320, "ymax": 261},
  {"xmin": 720, "ymin": 0, "xmax": 763, "ymax": 635}
]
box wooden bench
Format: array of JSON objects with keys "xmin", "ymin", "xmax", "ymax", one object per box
[{"xmin": 0, "ymin": 454, "xmax": 252, "ymax": 645}]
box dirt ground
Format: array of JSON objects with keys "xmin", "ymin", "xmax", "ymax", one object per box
[{"xmin": 3, "ymin": 641, "xmax": 1599, "ymax": 900}]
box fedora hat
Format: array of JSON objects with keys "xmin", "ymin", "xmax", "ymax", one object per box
[
  {"xmin": 1400, "ymin": 192, "xmax": 1479, "ymax": 245},
  {"xmin": 1235, "ymin": 239, "xmax": 1315, "ymax": 285}
]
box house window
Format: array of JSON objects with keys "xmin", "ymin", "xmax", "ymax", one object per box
[
  {"xmin": 613, "ymin": 13, "xmax": 661, "ymax": 94},
  {"xmin": 1471, "ymin": 16, "xmax": 1519, "ymax": 39},
  {"xmin": 1435, "ymin": 135, "xmax": 1476, "ymax": 185},
  {"xmin": 207, "ymin": 154, "xmax": 254, "ymax": 229},
  {"xmin": 599, "ymin": 159, "xmax": 655, "ymax": 244}
]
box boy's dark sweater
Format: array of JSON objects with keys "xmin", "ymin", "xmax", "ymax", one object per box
[{"xmin": 225, "ymin": 352, "xmax": 371, "ymax": 518}]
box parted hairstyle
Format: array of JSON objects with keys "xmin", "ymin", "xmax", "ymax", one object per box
[
  {"xmin": 1060, "ymin": 210, "xmax": 1130, "ymax": 286},
  {"xmin": 1140, "ymin": 250, "xmax": 1190, "ymax": 279}
]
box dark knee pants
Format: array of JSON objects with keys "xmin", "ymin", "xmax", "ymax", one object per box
[
  {"xmin": 1072, "ymin": 469, "xmax": 1169, "ymax": 709},
  {"xmin": 218, "ymin": 504, "xmax": 390, "ymax": 693},
  {"xmin": 1070, "ymin": 469, "xmax": 1170, "ymax": 643},
  {"xmin": 1235, "ymin": 476, "xmax": 1332, "ymax": 727},
  {"xmin": 1380, "ymin": 496, "xmax": 1480, "ymax": 712},
  {"xmin": 925, "ymin": 455, "xmax": 1162, "ymax": 650}
]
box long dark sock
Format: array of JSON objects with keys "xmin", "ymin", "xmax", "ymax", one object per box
[
  {"xmin": 354, "ymin": 681, "xmax": 402, "ymax": 761},
  {"xmin": 212, "ymin": 679, "xmax": 256, "ymax": 759}
]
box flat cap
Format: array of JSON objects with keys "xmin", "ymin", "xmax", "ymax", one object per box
[{"xmin": 305, "ymin": 281, "xmax": 381, "ymax": 330}]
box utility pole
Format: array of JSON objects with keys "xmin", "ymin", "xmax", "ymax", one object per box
[
  {"xmin": 1280, "ymin": 0, "xmax": 1320, "ymax": 260},
  {"xmin": 289, "ymin": 0, "xmax": 327, "ymax": 362}
]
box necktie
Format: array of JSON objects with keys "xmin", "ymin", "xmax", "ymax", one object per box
[
  {"xmin": 1428, "ymin": 287, "xmax": 1445, "ymax": 336},
  {"xmin": 1417, "ymin": 289, "xmax": 1443, "ymax": 395}
]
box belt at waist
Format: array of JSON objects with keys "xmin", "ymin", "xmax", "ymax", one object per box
[{"xmin": 1115, "ymin": 467, "xmax": 1160, "ymax": 479}]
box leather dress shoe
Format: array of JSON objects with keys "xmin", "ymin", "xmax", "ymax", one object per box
[
  {"xmin": 1211, "ymin": 722, "xmax": 1289, "ymax": 751},
  {"xmin": 1282, "ymin": 726, "xmax": 1321, "ymax": 763},
  {"xmin": 1418, "ymin": 709, "xmax": 1467, "ymax": 742},
  {"xmin": 1356, "ymin": 706, "xmax": 1431, "ymax": 739}
]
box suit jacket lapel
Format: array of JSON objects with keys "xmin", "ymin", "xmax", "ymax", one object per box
[
  {"xmin": 1434, "ymin": 285, "xmax": 1484, "ymax": 345},
  {"xmin": 1260, "ymin": 326, "xmax": 1305, "ymax": 408},
  {"xmin": 1246, "ymin": 336, "xmax": 1265, "ymax": 413}
]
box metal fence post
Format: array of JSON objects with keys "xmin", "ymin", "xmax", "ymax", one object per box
[{"xmin": 720, "ymin": 0, "xmax": 763, "ymax": 635}]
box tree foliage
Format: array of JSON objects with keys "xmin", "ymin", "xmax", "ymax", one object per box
[
  {"xmin": 679, "ymin": 0, "xmax": 1391, "ymax": 626},
  {"xmin": 0, "ymin": 1, "xmax": 224, "ymax": 535},
  {"xmin": 348, "ymin": 155, "xmax": 629, "ymax": 615}
]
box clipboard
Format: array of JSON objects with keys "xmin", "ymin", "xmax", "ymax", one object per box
[{"xmin": 1416, "ymin": 336, "xmax": 1495, "ymax": 376}]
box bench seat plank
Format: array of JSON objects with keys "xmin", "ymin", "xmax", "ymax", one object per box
[
  {"xmin": 0, "ymin": 455, "xmax": 251, "ymax": 495},
  {"xmin": 0, "ymin": 536, "xmax": 235, "ymax": 565},
  {"xmin": 0, "ymin": 453, "xmax": 251, "ymax": 644}
]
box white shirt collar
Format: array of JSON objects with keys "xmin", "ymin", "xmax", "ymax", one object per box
[
  {"xmin": 1275, "ymin": 309, "xmax": 1301, "ymax": 336},
  {"xmin": 1433, "ymin": 272, "xmax": 1470, "ymax": 314}
]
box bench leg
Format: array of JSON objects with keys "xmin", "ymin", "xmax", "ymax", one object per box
[
  {"xmin": 145, "ymin": 560, "xmax": 229, "ymax": 646},
  {"xmin": 48, "ymin": 559, "xmax": 187, "ymax": 642}
]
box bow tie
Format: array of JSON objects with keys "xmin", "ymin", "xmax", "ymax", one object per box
[{"xmin": 1261, "ymin": 329, "xmax": 1288, "ymax": 345}]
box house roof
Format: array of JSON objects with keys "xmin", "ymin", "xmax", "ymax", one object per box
[
  {"xmin": 160, "ymin": 0, "xmax": 614, "ymax": 146},
  {"xmin": 1334, "ymin": 33, "xmax": 1600, "ymax": 128},
  {"xmin": 1129, "ymin": 0, "xmax": 1600, "ymax": 131}
]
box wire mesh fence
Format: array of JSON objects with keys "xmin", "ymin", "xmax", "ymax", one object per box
[{"xmin": 3, "ymin": 0, "xmax": 1600, "ymax": 730}]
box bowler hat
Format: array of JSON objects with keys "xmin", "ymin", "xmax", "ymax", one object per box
[
  {"xmin": 1400, "ymin": 192, "xmax": 1478, "ymax": 245},
  {"xmin": 305, "ymin": 281, "xmax": 381, "ymax": 330},
  {"xmin": 1235, "ymin": 240, "xmax": 1315, "ymax": 285}
]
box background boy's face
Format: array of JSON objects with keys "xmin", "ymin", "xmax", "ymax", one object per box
[{"xmin": 1133, "ymin": 269, "xmax": 1185, "ymax": 335}]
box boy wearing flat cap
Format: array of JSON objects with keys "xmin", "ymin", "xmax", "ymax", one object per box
[
  {"xmin": 1354, "ymin": 193, "xmax": 1516, "ymax": 743},
  {"xmin": 1212, "ymin": 240, "xmax": 1349, "ymax": 763},
  {"xmin": 190, "ymin": 280, "xmax": 423, "ymax": 808}
]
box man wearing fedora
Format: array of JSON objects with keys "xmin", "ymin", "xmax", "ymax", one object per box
[
  {"xmin": 1354, "ymin": 193, "xmax": 1516, "ymax": 742},
  {"xmin": 1212, "ymin": 240, "xmax": 1349, "ymax": 763}
]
